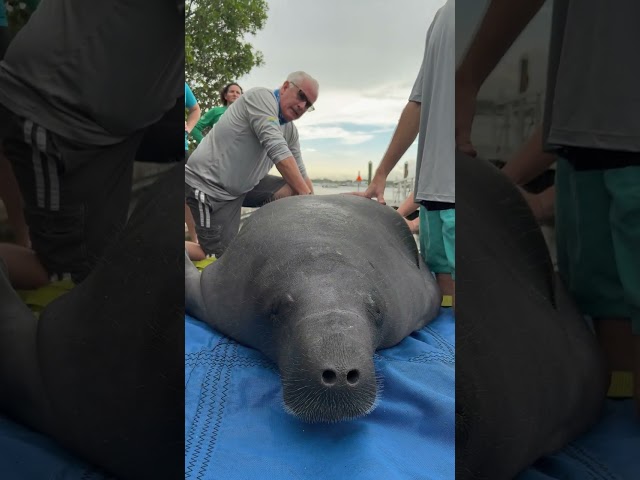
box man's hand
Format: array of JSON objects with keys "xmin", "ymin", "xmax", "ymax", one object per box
[
  {"xmin": 275, "ymin": 157, "xmax": 312, "ymax": 195},
  {"xmin": 517, "ymin": 186, "xmax": 555, "ymax": 225},
  {"xmin": 455, "ymin": 73, "xmax": 478, "ymax": 157},
  {"xmin": 405, "ymin": 217, "xmax": 419, "ymax": 234},
  {"xmin": 347, "ymin": 175, "xmax": 387, "ymax": 204}
]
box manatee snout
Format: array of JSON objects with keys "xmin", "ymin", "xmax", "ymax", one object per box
[{"xmin": 279, "ymin": 329, "xmax": 378, "ymax": 423}]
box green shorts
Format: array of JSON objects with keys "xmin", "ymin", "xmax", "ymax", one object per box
[
  {"xmin": 555, "ymin": 159, "xmax": 640, "ymax": 334},
  {"xmin": 419, "ymin": 206, "xmax": 455, "ymax": 280}
]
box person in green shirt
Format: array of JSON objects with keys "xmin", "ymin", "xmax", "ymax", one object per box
[{"xmin": 191, "ymin": 82, "xmax": 243, "ymax": 144}]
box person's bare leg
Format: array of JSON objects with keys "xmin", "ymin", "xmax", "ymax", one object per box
[
  {"xmin": 185, "ymin": 203, "xmax": 197, "ymax": 242},
  {"xmin": 436, "ymin": 273, "xmax": 455, "ymax": 313},
  {"xmin": 185, "ymin": 241, "xmax": 205, "ymax": 261},
  {"xmin": 594, "ymin": 318, "xmax": 634, "ymax": 400},
  {"xmin": 0, "ymin": 243, "xmax": 49, "ymax": 289},
  {"xmin": 436, "ymin": 273, "xmax": 454, "ymax": 297},
  {"xmin": 0, "ymin": 152, "xmax": 30, "ymax": 247},
  {"xmin": 594, "ymin": 318, "xmax": 634, "ymax": 373}
]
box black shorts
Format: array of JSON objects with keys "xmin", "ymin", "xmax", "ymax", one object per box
[{"xmin": 1, "ymin": 104, "xmax": 143, "ymax": 282}]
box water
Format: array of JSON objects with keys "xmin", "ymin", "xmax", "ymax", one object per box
[{"xmin": 311, "ymin": 183, "xmax": 412, "ymax": 208}]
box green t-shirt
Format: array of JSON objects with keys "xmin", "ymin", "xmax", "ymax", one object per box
[{"xmin": 191, "ymin": 106, "xmax": 228, "ymax": 144}]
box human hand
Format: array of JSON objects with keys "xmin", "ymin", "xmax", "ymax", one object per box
[
  {"xmin": 346, "ymin": 176, "xmax": 387, "ymax": 204},
  {"xmin": 455, "ymin": 73, "xmax": 478, "ymax": 157},
  {"xmin": 517, "ymin": 186, "xmax": 554, "ymax": 225},
  {"xmin": 404, "ymin": 217, "xmax": 419, "ymax": 234}
]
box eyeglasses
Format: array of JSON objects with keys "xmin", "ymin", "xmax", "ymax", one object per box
[{"xmin": 289, "ymin": 82, "xmax": 315, "ymax": 112}]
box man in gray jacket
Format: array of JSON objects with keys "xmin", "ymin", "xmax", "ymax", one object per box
[{"xmin": 185, "ymin": 71, "xmax": 318, "ymax": 259}]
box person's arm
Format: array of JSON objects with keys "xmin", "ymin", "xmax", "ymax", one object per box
[
  {"xmin": 184, "ymin": 83, "xmax": 201, "ymax": 133},
  {"xmin": 185, "ymin": 103, "xmax": 201, "ymax": 133},
  {"xmin": 395, "ymin": 192, "xmax": 421, "ymax": 234},
  {"xmin": 502, "ymin": 125, "xmax": 556, "ymax": 185},
  {"xmin": 519, "ymin": 185, "xmax": 555, "ymax": 224},
  {"xmin": 304, "ymin": 175, "xmax": 314, "ymax": 194},
  {"xmin": 280, "ymin": 122, "xmax": 312, "ymax": 195},
  {"xmin": 192, "ymin": 109, "xmax": 217, "ymax": 143},
  {"xmin": 354, "ymin": 101, "xmax": 421, "ymax": 204},
  {"xmin": 246, "ymin": 89, "xmax": 311, "ymax": 197},
  {"xmin": 455, "ymin": 0, "xmax": 546, "ymax": 154},
  {"xmin": 274, "ymin": 157, "xmax": 311, "ymax": 195},
  {"xmin": 192, "ymin": 109, "xmax": 214, "ymax": 136},
  {"xmin": 396, "ymin": 191, "xmax": 420, "ymax": 218},
  {"xmin": 196, "ymin": 107, "xmax": 225, "ymax": 131},
  {"xmin": 190, "ymin": 126, "xmax": 203, "ymax": 144}
]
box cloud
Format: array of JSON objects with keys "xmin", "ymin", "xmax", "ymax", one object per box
[
  {"xmin": 297, "ymin": 125, "xmax": 375, "ymax": 145},
  {"xmin": 238, "ymin": 0, "xmax": 444, "ymax": 180},
  {"xmin": 295, "ymin": 89, "xmax": 409, "ymax": 129}
]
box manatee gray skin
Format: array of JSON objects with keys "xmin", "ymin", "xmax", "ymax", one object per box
[
  {"xmin": 185, "ymin": 194, "xmax": 441, "ymax": 423},
  {"xmin": 0, "ymin": 165, "xmax": 184, "ymax": 480},
  {"xmin": 455, "ymin": 151, "xmax": 608, "ymax": 480}
]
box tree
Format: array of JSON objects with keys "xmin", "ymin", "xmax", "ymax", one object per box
[{"xmin": 185, "ymin": 0, "xmax": 268, "ymax": 111}]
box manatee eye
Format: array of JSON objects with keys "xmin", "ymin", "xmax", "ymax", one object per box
[
  {"xmin": 266, "ymin": 301, "xmax": 278, "ymax": 324},
  {"xmin": 373, "ymin": 307, "xmax": 383, "ymax": 327},
  {"xmin": 270, "ymin": 293, "xmax": 295, "ymax": 322}
]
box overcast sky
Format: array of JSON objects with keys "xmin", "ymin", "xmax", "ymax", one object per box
[{"xmin": 237, "ymin": 0, "xmax": 446, "ymax": 181}]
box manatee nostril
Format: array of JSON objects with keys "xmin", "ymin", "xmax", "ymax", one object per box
[
  {"xmin": 322, "ymin": 369, "xmax": 337, "ymax": 385},
  {"xmin": 346, "ymin": 369, "xmax": 360, "ymax": 385}
]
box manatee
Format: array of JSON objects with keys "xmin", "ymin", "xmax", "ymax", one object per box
[
  {"xmin": 185, "ymin": 194, "xmax": 441, "ymax": 423},
  {"xmin": 0, "ymin": 165, "xmax": 184, "ymax": 480},
  {"xmin": 455, "ymin": 151, "xmax": 608, "ymax": 480}
]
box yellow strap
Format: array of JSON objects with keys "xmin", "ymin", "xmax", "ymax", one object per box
[
  {"xmin": 193, "ymin": 257, "xmax": 216, "ymax": 271},
  {"xmin": 607, "ymin": 370, "xmax": 634, "ymax": 398},
  {"xmin": 441, "ymin": 295, "xmax": 453, "ymax": 307},
  {"xmin": 16, "ymin": 278, "xmax": 75, "ymax": 316}
]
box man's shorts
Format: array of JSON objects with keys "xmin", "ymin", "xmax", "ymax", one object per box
[
  {"xmin": 185, "ymin": 174, "xmax": 287, "ymax": 257},
  {"xmin": 419, "ymin": 205, "xmax": 455, "ymax": 280},
  {"xmin": 0, "ymin": 104, "xmax": 143, "ymax": 283},
  {"xmin": 555, "ymin": 159, "xmax": 640, "ymax": 334}
]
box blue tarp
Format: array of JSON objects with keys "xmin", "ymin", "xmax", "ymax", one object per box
[
  {"xmin": 185, "ymin": 309, "xmax": 456, "ymax": 480},
  {"xmin": 0, "ymin": 416, "xmax": 111, "ymax": 479},
  {"xmin": 2, "ymin": 308, "xmax": 638, "ymax": 479},
  {"xmin": 518, "ymin": 399, "xmax": 639, "ymax": 479}
]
